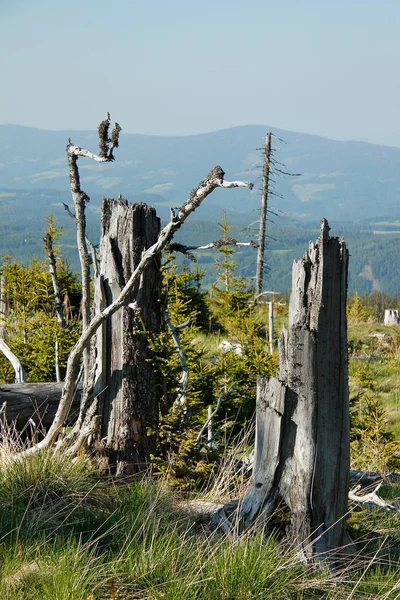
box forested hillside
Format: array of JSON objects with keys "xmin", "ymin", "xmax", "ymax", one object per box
[
  {"xmin": 173, "ymin": 217, "xmax": 400, "ymax": 295},
  {"xmin": 1, "ymin": 123, "xmax": 399, "ymax": 295},
  {"xmin": 0, "ymin": 189, "xmax": 399, "ymax": 295}
]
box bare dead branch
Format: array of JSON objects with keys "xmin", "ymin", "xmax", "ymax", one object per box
[
  {"xmin": 43, "ymin": 231, "xmax": 66, "ymax": 328},
  {"xmin": 0, "ymin": 338, "xmax": 26, "ymax": 383},
  {"xmin": 196, "ymin": 383, "xmax": 236, "ymax": 445},
  {"xmin": 168, "ymin": 237, "xmax": 257, "ymax": 262},
  {"xmin": 67, "ymin": 144, "xmax": 116, "ymax": 164},
  {"xmin": 165, "ymin": 310, "xmax": 192, "ymax": 408},
  {"xmin": 349, "ymin": 482, "xmax": 399, "ymax": 511}
]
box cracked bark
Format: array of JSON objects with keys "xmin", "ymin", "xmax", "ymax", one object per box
[
  {"xmin": 213, "ymin": 219, "xmax": 351, "ymax": 562},
  {"xmin": 76, "ymin": 199, "xmax": 162, "ymax": 476}
]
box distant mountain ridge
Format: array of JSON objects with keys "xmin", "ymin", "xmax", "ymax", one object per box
[
  {"xmin": 1, "ymin": 123, "xmax": 400, "ymax": 223},
  {"xmin": 0, "ymin": 124, "xmax": 399, "ymax": 296}
]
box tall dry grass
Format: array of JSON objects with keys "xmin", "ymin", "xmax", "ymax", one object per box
[{"xmin": 0, "ymin": 419, "xmax": 398, "ymax": 598}]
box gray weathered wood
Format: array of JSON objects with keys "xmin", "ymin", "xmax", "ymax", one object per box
[
  {"xmin": 349, "ymin": 482, "xmax": 399, "ymax": 511},
  {"xmin": 213, "ymin": 218, "xmax": 351, "ymax": 561},
  {"xmin": 268, "ymin": 300, "xmax": 274, "ymax": 353},
  {"xmin": 0, "ymin": 383, "xmax": 81, "ymax": 428},
  {"xmin": 384, "ymin": 309, "xmax": 399, "ymax": 325},
  {"xmin": 255, "ymin": 131, "xmax": 271, "ymax": 299},
  {"xmin": 0, "ymin": 338, "xmax": 26, "ymax": 383},
  {"xmin": 19, "ymin": 167, "xmax": 253, "ymax": 458},
  {"xmin": 78, "ymin": 199, "xmax": 162, "ymax": 476}
]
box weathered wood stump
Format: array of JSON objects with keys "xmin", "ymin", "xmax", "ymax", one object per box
[
  {"xmin": 77, "ymin": 199, "xmax": 162, "ymax": 476},
  {"xmin": 384, "ymin": 309, "xmax": 399, "ymax": 326},
  {"xmin": 213, "ymin": 218, "xmax": 351, "ymax": 561}
]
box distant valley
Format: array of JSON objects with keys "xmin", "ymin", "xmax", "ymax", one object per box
[{"xmin": 0, "ymin": 124, "xmax": 399, "ymax": 295}]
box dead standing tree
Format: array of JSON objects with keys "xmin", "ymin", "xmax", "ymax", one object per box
[
  {"xmin": 43, "ymin": 223, "xmax": 66, "ymax": 329},
  {"xmin": 213, "ymin": 219, "xmax": 351, "ymax": 562},
  {"xmin": 255, "ymin": 131, "xmax": 271, "ymax": 299},
  {"xmin": 66, "ymin": 113, "xmax": 121, "ymax": 383},
  {"xmin": 19, "ymin": 161, "xmax": 253, "ymax": 465},
  {"xmin": 71, "ymin": 198, "xmax": 162, "ymax": 475}
]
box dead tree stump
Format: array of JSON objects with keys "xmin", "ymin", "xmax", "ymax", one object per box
[
  {"xmin": 384, "ymin": 309, "xmax": 399, "ymax": 325},
  {"xmin": 213, "ymin": 218, "xmax": 351, "ymax": 561},
  {"xmin": 77, "ymin": 198, "xmax": 162, "ymax": 476}
]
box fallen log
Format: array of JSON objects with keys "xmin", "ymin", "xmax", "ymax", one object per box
[{"xmin": 0, "ymin": 383, "xmax": 82, "ymax": 430}]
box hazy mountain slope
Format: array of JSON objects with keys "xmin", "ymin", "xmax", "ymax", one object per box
[
  {"xmin": 0, "ymin": 124, "xmax": 399, "ymax": 295},
  {"xmin": 1, "ymin": 124, "xmax": 400, "ymax": 222}
]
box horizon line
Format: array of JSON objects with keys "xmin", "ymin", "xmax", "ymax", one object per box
[{"xmin": 1, "ymin": 122, "xmax": 400, "ymax": 150}]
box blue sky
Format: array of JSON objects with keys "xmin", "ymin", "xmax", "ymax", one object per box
[{"xmin": 1, "ymin": 0, "xmax": 399, "ymax": 146}]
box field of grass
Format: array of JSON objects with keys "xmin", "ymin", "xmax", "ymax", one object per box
[
  {"xmin": 0, "ymin": 430, "xmax": 398, "ymax": 599},
  {"xmin": 0, "ymin": 302, "xmax": 399, "ymax": 597},
  {"xmin": 348, "ymin": 322, "xmax": 400, "ymax": 441}
]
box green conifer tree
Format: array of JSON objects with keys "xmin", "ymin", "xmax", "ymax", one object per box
[{"xmin": 0, "ymin": 218, "xmax": 81, "ymax": 382}]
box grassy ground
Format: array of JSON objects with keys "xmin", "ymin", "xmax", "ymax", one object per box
[
  {"xmin": 0, "ymin": 442, "xmax": 399, "ymax": 599},
  {"xmin": 198, "ymin": 317, "xmax": 400, "ymax": 441},
  {"xmin": 348, "ymin": 323, "xmax": 400, "ymax": 441},
  {"xmin": 0, "ymin": 316, "xmax": 399, "ymax": 598}
]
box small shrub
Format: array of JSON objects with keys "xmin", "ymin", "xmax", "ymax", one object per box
[{"xmin": 350, "ymin": 393, "xmax": 400, "ymax": 473}]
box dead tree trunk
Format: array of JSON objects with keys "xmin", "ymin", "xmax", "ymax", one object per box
[
  {"xmin": 75, "ymin": 198, "xmax": 162, "ymax": 476},
  {"xmin": 66, "ymin": 114, "xmax": 121, "ymax": 384},
  {"xmin": 43, "ymin": 230, "xmax": 66, "ymax": 328},
  {"xmin": 213, "ymin": 219, "xmax": 351, "ymax": 561},
  {"xmin": 20, "ymin": 167, "xmax": 253, "ymax": 459},
  {"xmin": 255, "ymin": 131, "xmax": 271, "ymax": 299}
]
